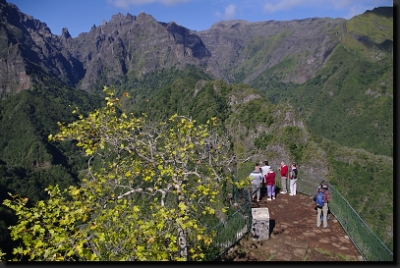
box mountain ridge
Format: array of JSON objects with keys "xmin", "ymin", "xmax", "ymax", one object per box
[{"xmin": 0, "ymin": 0, "xmax": 352, "ymax": 94}]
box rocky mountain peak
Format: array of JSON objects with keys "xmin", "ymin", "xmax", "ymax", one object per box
[
  {"xmin": 61, "ymin": 27, "xmax": 71, "ymax": 39},
  {"xmin": 163, "ymin": 21, "xmax": 211, "ymax": 60},
  {"xmin": 135, "ymin": 11, "xmax": 158, "ymax": 24},
  {"xmin": 108, "ymin": 12, "xmax": 137, "ymax": 27}
]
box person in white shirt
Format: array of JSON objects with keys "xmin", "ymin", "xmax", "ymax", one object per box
[
  {"xmin": 260, "ymin": 160, "xmax": 270, "ymax": 177},
  {"xmin": 260, "ymin": 161, "xmax": 270, "ymax": 198}
]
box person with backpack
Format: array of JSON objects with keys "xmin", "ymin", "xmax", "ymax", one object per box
[
  {"xmin": 314, "ymin": 181, "xmax": 331, "ymax": 228},
  {"xmin": 289, "ymin": 163, "xmax": 298, "ymax": 196},
  {"xmin": 264, "ymin": 168, "xmax": 276, "ymax": 201},
  {"xmin": 249, "ymin": 163, "xmax": 263, "ymax": 203},
  {"xmin": 279, "ymin": 161, "xmax": 289, "ymax": 194}
]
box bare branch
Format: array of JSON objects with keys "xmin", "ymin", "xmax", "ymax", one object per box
[{"xmin": 117, "ymin": 188, "xmax": 144, "ymax": 199}]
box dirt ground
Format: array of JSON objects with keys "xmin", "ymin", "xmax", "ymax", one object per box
[{"xmin": 219, "ymin": 191, "xmax": 364, "ymax": 261}]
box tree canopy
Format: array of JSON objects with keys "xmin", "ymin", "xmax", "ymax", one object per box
[{"xmin": 3, "ymin": 86, "xmax": 248, "ymax": 261}]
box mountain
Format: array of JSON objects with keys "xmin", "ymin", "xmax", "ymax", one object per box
[
  {"xmin": 0, "ymin": 0, "xmax": 85, "ymax": 97},
  {"xmin": 0, "ymin": 0, "xmax": 393, "ymax": 254},
  {"xmin": 249, "ymin": 7, "xmax": 393, "ymax": 156},
  {"xmin": 197, "ymin": 17, "xmax": 345, "ymax": 84},
  {"xmin": 65, "ymin": 12, "xmax": 211, "ymax": 92}
]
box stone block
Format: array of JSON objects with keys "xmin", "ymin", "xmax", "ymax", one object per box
[{"xmin": 251, "ymin": 207, "xmax": 270, "ymax": 241}]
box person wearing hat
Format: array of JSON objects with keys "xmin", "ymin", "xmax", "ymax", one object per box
[{"xmin": 315, "ymin": 181, "xmax": 331, "ymax": 228}]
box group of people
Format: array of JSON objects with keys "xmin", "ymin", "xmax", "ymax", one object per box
[
  {"xmin": 249, "ymin": 161, "xmax": 332, "ymax": 228},
  {"xmin": 249, "ymin": 160, "xmax": 298, "ymax": 202}
]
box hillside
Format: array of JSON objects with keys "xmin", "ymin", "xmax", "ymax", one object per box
[
  {"xmin": 248, "ymin": 7, "xmax": 393, "ymax": 157},
  {"xmin": 197, "ymin": 17, "xmax": 345, "ymax": 84},
  {"xmin": 0, "ymin": 0, "xmax": 393, "ymax": 256},
  {"xmin": 0, "ymin": 85, "xmax": 102, "ymax": 257},
  {"xmin": 124, "ymin": 71, "xmax": 392, "ymax": 249}
]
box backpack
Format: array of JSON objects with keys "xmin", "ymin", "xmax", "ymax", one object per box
[{"xmin": 315, "ymin": 190, "xmax": 325, "ymax": 208}]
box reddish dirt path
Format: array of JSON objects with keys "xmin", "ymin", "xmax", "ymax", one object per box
[{"xmin": 221, "ymin": 192, "xmax": 363, "ymax": 261}]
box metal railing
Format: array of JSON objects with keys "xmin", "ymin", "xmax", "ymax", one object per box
[
  {"xmin": 204, "ymin": 167, "xmax": 393, "ymax": 262},
  {"xmin": 203, "ymin": 201, "xmax": 251, "ymax": 260},
  {"xmin": 201, "ymin": 165, "xmax": 253, "ymax": 261},
  {"xmin": 294, "ymin": 169, "xmax": 393, "ymax": 261},
  {"xmin": 203, "ymin": 167, "xmax": 393, "ymax": 261},
  {"xmin": 328, "ymin": 184, "xmax": 393, "ymax": 261}
]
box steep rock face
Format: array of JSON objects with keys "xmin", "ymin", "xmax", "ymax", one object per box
[
  {"xmin": 0, "ymin": 1, "xmax": 84, "ymax": 96},
  {"xmin": 67, "ymin": 12, "xmax": 211, "ymax": 92},
  {"xmin": 164, "ymin": 21, "xmax": 211, "ymax": 60},
  {"xmin": 197, "ymin": 18, "xmax": 345, "ymax": 84}
]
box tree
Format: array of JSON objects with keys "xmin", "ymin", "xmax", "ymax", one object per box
[{"xmin": 3, "ymin": 86, "xmax": 248, "ymax": 261}]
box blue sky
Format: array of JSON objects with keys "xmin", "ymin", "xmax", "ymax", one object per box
[{"xmin": 7, "ymin": 0, "xmax": 393, "ymax": 38}]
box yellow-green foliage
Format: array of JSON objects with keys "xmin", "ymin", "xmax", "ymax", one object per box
[
  {"xmin": 0, "ymin": 248, "xmax": 5, "ymax": 261},
  {"xmin": 4, "ymin": 86, "xmax": 248, "ymax": 261}
]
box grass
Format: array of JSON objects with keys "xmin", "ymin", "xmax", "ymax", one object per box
[{"xmin": 314, "ymin": 247, "xmax": 358, "ymax": 261}]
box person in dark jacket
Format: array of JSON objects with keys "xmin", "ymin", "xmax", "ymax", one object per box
[
  {"xmin": 315, "ymin": 181, "xmax": 331, "ymax": 228},
  {"xmin": 289, "ymin": 163, "xmax": 298, "ymax": 196}
]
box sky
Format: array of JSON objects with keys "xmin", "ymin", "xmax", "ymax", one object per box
[{"xmin": 7, "ymin": 0, "xmax": 393, "ymax": 38}]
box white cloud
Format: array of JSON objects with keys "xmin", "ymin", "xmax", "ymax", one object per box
[
  {"xmin": 224, "ymin": 4, "xmax": 236, "ymax": 19},
  {"xmin": 215, "ymin": 3, "xmax": 237, "ymax": 20},
  {"xmin": 107, "ymin": 0, "xmax": 191, "ymax": 9}
]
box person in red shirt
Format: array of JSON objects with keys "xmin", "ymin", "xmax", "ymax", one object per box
[
  {"xmin": 279, "ymin": 161, "xmax": 289, "ymax": 194},
  {"xmin": 264, "ymin": 168, "xmax": 276, "ymax": 200}
]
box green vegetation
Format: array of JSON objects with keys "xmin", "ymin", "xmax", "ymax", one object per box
[
  {"xmin": 314, "ymin": 247, "xmax": 357, "ymax": 261},
  {"xmin": 3, "ymin": 87, "xmax": 249, "ymax": 261},
  {"xmin": 231, "ymin": 30, "xmax": 293, "ymax": 83},
  {"xmin": 246, "ymin": 9, "xmax": 393, "ymax": 250},
  {"xmin": 251, "ymin": 11, "xmax": 393, "ymax": 157},
  {"xmin": 0, "ymin": 85, "xmax": 102, "ymax": 257},
  {"xmin": 321, "ymin": 137, "xmax": 393, "ymax": 249},
  {"xmin": 119, "ymin": 65, "xmax": 213, "ymax": 115},
  {"xmin": 0, "ymin": 6, "xmax": 393, "ymax": 260}
]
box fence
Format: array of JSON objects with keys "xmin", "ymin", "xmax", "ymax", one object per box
[
  {"xmin": 203, "ymin": 201, "xmax": 251, "ymax": 260},
  {"xmin": 204, "ymin": 166, "xmax": 393, "ymax": 261},
  {"xmin": 201, "ymin": 165, "xmax": 253, "ymax": 261},
  {"xmin": 294, "ymin": 169, "xmax": 393, "ymax": 261}
]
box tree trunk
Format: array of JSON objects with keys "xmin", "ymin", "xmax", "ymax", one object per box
[{"xmin": 178, "ymin": 225, "xmax": 188, "ymax": 261}]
